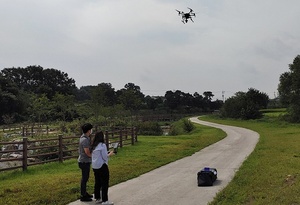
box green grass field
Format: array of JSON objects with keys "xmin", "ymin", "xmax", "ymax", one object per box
[
  {"xmin": 203, "ymin": 112, "xmax": 300, "ymax": 205},
  {"xmin": 1, "ymin": 110, "xmax": 300, "ymax": 205}
]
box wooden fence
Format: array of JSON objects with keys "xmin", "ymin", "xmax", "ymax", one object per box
[{"xmin": 0, "ymin": 127, "xmax": 137, "ymax": 172}]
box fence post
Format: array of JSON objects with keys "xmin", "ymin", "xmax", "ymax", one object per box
[
  {"xmin": 134, "ymin": 127, "xmax": 137, "ymax": 142},
  {"xmin": 22, "ymin": 137, "xmax": 28, "ymax": 171},
  {"xmin": 58, "ymin": 134, "xmax": 63, "ymax": 163},
  {"xmin": 119, "ymin": 130, "xmax": 123, "ymax": 148},
  {"xmin": 131, "ymin": 127, "xmax": 134, "ymax": 145},
  {"xmin": 31, "ymin": 126, "xmax": 34, "ymax": 137}
]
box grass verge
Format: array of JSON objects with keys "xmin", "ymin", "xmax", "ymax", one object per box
[
  {"xmin": 0, "ymin": 122, "xmax": 225, "ymax": 205},
  {"xmin": 201, "ymin": 114, "xmax": 300, "ymax": 205}
]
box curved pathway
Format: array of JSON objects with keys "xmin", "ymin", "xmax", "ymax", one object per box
[{"xmin": 69, "ymin": 117, "xmax": 259, "ymax": 205}]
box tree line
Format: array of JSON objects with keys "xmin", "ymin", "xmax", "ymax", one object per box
[
  {"xmin": 0, "ymin": 65, "xmax": 223, "ymax": 125},
  {"xmin": 1, "ymin": 54, "xmax": 300, "ymax": 125}
]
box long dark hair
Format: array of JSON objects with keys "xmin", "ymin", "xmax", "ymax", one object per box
[{"xmin": 91, "ymin": 131, "xmax": 105, "ymax": 151}]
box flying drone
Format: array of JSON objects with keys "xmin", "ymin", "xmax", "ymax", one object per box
[{"xmin": 176, "ymin": 7, "xmax": 196, "ymax": 24}]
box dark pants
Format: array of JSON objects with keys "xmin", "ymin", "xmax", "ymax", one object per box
[
  {"xmin": 78, "ymin": 162, "xmax": 91, "ymax": 196},
  {"xmin": 93, "ymin": 163, "xmax": 109, "ymax": 201}
]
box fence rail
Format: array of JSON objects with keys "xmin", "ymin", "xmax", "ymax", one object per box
[{"xmin": 0, "ymin": 127, "xmax": 137, "ymax": 172}]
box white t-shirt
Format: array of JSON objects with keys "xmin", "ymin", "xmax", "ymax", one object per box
[{"xmin": 92, "ymin": 143, "xmax": 108, "ymax": 169}]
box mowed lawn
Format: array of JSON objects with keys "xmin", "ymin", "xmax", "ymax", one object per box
[
  {"xmin": 1, "ymin": 112, "xmax": 299, "ymax": 205},
  {"xmin": 203, "ymin": 113, "xmax": 300, "ymax": 205}
]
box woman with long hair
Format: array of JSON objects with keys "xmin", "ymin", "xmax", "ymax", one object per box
[{"xmin": 91, "ymin": 131, "xmax": 114, "ymax": 205}]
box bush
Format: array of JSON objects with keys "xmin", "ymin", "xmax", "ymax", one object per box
[
  {"xmin": 169, "ymin": 118, "xmax": 194, "ymax": 136},
  {"xmin": 182, "ymin": 118, "xmax": 195, "ymax": 132},
  {"xmin": 137, "ymin": 121, "xmax": 163, "ymax": 136}
]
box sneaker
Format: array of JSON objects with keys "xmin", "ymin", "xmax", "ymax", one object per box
[
  {"xmin": 80, "ymin": 196, "xmax": 93, "ymax": 202},
  {"xmin": 101, "ymin": 201, "xmax": 114, "ymax": 205},
  {"xmin": 95, "ymin": 199, "xmax": 102, "ymax": 204}
]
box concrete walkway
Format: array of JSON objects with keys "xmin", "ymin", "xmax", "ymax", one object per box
[{"xmin": 68, "ymin": 117, "xmax": 259, "ymax": 205}]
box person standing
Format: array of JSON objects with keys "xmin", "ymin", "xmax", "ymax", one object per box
[
  {"xmin": 91, "ymin": 131, "xmax": 114, "ymax": 205},
  {"xmin": 78, "ymin": 123, "xmax": 93, "ymax": 202}
]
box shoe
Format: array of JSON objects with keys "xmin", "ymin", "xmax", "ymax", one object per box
[
  {"xmin": 86, "ymin": 192, "xmax": 93, "ymax": 198},
  {"xmin": 80, "ymin": 196, "xmax": 93, "ymax": 202},
  {"xmin": 101, "ymin": 201, "xmax": 114, "ymax": 205},
  {"xmin": 95, "ymin": 199, "xmax": 103, "ymax": 204}
]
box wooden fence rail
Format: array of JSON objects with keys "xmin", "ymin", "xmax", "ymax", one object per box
[{"xmin": 0, "ymin": 127, "xmax": 137, "ymax": 172}]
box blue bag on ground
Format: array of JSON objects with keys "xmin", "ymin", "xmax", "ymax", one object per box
[{"xmin": 197, "ymin": 167, "xmax": 217, "ymax": 186}]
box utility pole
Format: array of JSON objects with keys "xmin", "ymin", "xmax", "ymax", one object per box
[{"xmin": 222, "ymin": 91, "xmax": 225, "ymax": 102}]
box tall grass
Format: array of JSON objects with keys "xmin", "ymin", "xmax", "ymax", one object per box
[
  {"xmin": 202, "ymin": 113, "xmax": 300, "ymax": 205},
  {"xmin": 0, "ymin": 122, "xmax": 225, "ymax": 205}
]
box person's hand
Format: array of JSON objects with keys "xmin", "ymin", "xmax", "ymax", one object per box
[{"xmin": 108, "ymin": 151, "xmax": 115, "ymax": 156}]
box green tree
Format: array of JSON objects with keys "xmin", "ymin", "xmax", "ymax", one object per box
[
  {"xmin": 117, "ymin": 83, "xmax": 145, "ymax": 110},
  {"xmin": 0, "ymin": 74, "xmax": 26, "ymax": 124},
  {"xmin": 221, "ymin": 88, "xmax": 268, "ymax": 119},
  {"xmin": 51, "ymin": 93, "xmax": 76, "ymax": 121},
  {"xmin": 278, "ymin": 55, "xmax": 300, "ymax": 122},
  {"xmin": 91, "ymin": 83, "xmax": 116, "ymax": 107},
  {"xmin": 164, "ymin": 90, "xmax": 182, "ymax": 110},
  {"xmin": 27, "ymin": 94, "xmax": 51, "ymax": 123},
  {"xmin": 1, "ymin": 65, "xmax": 76, "ymax": 99}
]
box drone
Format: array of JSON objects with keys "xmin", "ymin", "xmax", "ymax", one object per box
[{"xmin": 176, "ymin": 7, "xmax": 196, "ymax": 24}]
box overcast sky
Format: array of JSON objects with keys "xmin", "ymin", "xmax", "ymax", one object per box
[{"xmin": 1, "ymin": 0, "xmax": 299, "ymax": 100}]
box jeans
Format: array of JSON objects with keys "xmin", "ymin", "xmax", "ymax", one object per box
[
  {"xmin": 78, "ymin": 162, "xmax": 91, "ymax": 196},
  {"xmin": 93, "ymin": 163, "xmax": 109, "ymax": 201}
]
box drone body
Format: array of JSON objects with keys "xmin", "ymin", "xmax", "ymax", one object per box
[{"xmin": 176, "ymin": 7, "xmax": 196, "ymax": 24}]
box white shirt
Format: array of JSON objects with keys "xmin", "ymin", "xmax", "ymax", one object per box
[{"xmin": 92, "ymin": 143, "xmax": 108, "ymax": 169}]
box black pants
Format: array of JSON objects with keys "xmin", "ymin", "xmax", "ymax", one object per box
[
  {"xmin": 93, "ymin": 163, "xmax": 110, "ymax": 201},
  {"xmin": 78, "ymin": 162, "xmax": 91, "ymax": 197}
]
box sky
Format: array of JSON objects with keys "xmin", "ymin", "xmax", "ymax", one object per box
[{"xmin": 1, "ymin": 0, "xmax": 300, "ymax": 100}]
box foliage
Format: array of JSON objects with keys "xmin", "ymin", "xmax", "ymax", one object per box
[
  {"xmin": 0, "ymin": 65, "xmax": 223, "ymax": 125},
  {"xmin": 136, "ymin": 121, "xmax": 163, "ymax": 136},
  {"xmin": 182, "ymin": 118, "xmax": 195, "ymax": 132},
  {"xmin": 169, "ymin": 118, "xmax": 195, "ymax": 135},
  {"xmin": 278, "ymin": 55, "xmax": 300, "ymax": 122},
  {"xmin": 0, "ymin": 74, "xmax": 26, "ymax": 124},
  {"xmin": 116, "ymin": 83, "xmax": 145, "ymax": 110},
  {"xmin": 1, "ymin": 65, "xmax": 76, "ymax": 99},
  {"xmin": 220, "ymin": 88, "xmax": 269, "ymax": 119}
]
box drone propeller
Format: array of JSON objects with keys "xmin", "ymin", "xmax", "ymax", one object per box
[
  {"xmin": 176, "ymin": 9, "xmax": 183, "ymax": 15},
  {"xmin": 187, "ymin": 7, "xmax": 193, "ymax": 12}
]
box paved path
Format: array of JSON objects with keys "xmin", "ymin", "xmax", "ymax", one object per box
[{"xmin": 68, "ymin": 117, "xmax": 259, "ymax": 205}]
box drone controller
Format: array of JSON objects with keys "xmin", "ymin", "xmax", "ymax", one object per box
[{"xmin": 112, "ymin": 142, "xmax": 119, "ymax": 154}]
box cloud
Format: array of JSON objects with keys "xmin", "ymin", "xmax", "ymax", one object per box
[{"xmin": 0, "ymin": 0, "xmax": 300, "ymax": 100}]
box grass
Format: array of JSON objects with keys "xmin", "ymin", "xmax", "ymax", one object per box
[
  {"xmin": 202, "ymin": 112, "xmax": 300, "ymax": 205},
  {"xmin": 2, "ymin": 110, "xmax": 300, "ymax": 205},
  {"xmin": 0, "ymin": 122, "xmax": 225, "ymax": 205}
]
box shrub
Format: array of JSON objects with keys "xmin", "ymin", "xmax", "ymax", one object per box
[
  {"xmin": 182, "ymin": 118, "xmax": 195, "ymax": 132},
  {"xmin": 137, "ymin": 121, "xmax": 163, "ymax": 136}
]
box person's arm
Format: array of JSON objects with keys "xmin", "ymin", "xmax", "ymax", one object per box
[
  {"xmin": 84, "ymin": 147, "xmax": 91, "ymax": 157},
  {"xmin": 108, "ymin": 150, "xmax": 114, "ymax": 157}
]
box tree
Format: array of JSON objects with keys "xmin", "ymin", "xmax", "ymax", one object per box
[
  {"xmin": 278, "ymin": 55, "xmax": 300, "ymax": 122},
  {"xmin": 116, "ymin": 83, "xmax": 145, "ymax": 110},
  {"xmin": 145, "ymin": 95, "xmax": 159, "ymax": 111},
  {"xmin": 91, "ymin": 83, "xmax": 116, "ymax": 107},
  {"xmin": 0, "ymin": 74, "xmax": 26, "ymax": 124},
  {"xmin": 220, "ymin": 88, "xmax": 268, "ymax": 119},
  {"xmin": 27, "ymin": 94, "xmax": 51, "ymax": 123},
  {"xmin": 51, "ymin": 93, "xmax": 76, "ymax": 121},
  {"xmin": 1, "ymin": 65, "xmax": 76, "ymax": 99},
  {"xmin": 164, "ymin": 90, "xmax": 181, "ymax": 110}
]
